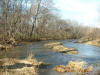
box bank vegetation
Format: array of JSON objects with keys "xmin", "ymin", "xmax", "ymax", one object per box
[{"xmin": 0, "ymin": 0, "xmax": 100, "ymax": 45}]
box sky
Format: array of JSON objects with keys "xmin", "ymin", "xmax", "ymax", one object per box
[{"xmin": 54, "ymin": 0, "xmax": 100, "ymax": 27}]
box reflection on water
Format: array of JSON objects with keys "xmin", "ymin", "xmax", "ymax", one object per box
[{"xmin": 0, "ymin": 40, "xmax": 100, "ymax": 75}]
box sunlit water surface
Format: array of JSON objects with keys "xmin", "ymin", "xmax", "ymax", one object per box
[{"xmin": 0, "ymin": 40, "xmax": 100, "ymax": 75}]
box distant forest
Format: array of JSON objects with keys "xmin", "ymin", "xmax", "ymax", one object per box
[{"xmin": 0, "ymin": 0, "xmax": 100, "ymax": 41}]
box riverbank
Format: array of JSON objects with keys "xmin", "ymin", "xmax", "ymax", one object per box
[
  {"xmin": 75, "ymin": 39, "xmax": 100, "ymax": 47},
  {"xmin": 0, "ymin": 37, "xmax": 16, "ymax": 51},
  {"xmin": 0, "ymin": 54, "xmax": 46, "ymax": 75}
]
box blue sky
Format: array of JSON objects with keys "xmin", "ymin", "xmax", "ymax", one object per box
[{"xmin": 54, "ymin": 0, "xmax": 100, "ymax": 27}]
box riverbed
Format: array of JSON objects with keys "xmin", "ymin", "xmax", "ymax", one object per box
[{"xmin": 0, "ymin": 40, "xmax": 100, "ymax": 75}]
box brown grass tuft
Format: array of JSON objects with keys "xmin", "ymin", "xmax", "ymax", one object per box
[
  {"xmin": 0, "ymin": 54, "xmax": 40, "ymax": 75},
  {"xmin": 53, "ymin": 61, "xmax": 93, "ymax": 74}
]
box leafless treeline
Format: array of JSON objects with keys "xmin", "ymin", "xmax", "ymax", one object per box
[
  {"xmin": 0, "ymin": 0, "xmax": 100, "ymax": 41},
  {"xmin": 0, "ymin": 0, "xmax": 52, "ymax": 41}
]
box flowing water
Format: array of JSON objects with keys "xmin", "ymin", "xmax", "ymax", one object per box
[{"xmin": 0, "ymin": 40, "xmax": 100, "ymax": 75}]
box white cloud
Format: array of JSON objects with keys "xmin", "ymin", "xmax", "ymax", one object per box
[{"xmin": 54, "ymin": 0, "xmax": 100, "ymax": 27}]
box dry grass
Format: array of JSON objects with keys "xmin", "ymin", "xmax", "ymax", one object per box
[
  {"xmin": 0, "ymin": 66, "xmax": 38, "ymax": 75},
  {"xmin": 52, "ymin": 45, "xmax": 66, "ymax": 51},
  {"xmin": 53, "ymin": 61, "xmax": 93, "ymax": 74},
  {"xmin": 76, "ymin": 38, "xmax": 100, "ymax": 46},
  {"xmin": 0, "ymin": 53, "xmax": 42, "ymax": 75},
  {"xmin": 44, "ymin": 42, "xmax": 62, "ymax": 48},
  {"xmin": 84, "ymin": 39, "xmax": 100, "ymax": 46},
  {"xmin": 0, "ymin": 44, "xmax": 14, "ymax": 51},
  {"xmin": 44, "ymin": 42, "xmax": 78, "ymax": 54}
]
